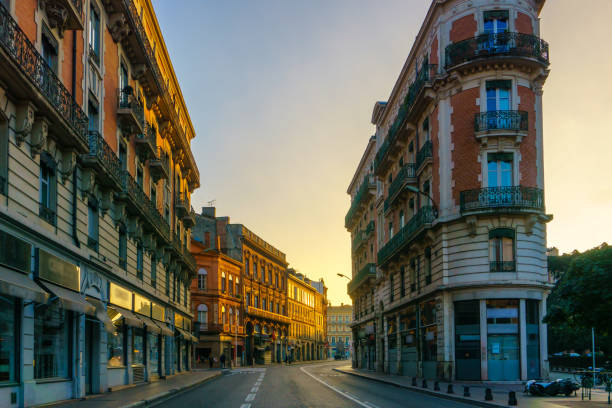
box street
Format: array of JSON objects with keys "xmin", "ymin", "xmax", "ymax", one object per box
[{"xmin": 154, "ymin": 361, "xmax": 475, "ymax": 408}]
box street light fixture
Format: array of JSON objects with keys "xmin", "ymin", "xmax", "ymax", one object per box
[
  {"xmin": 337, "ymin": 273, "xmax": 350, "ymax": 281},
  {"xmin": 404, "ymin": 185, "xmax": 439, "ymax": 218}
]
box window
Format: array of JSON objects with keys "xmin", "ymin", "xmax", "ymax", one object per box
[
  {"xmin": 221, "ymin": 306, "xmax": 226, "ymax": 324},
  {"xmin": 221, "ymin": 272, "xmax": 226, "ymax": 292},
  {"xmin": 486, "ymin": 80, "xmax": 511, "ymax": 113},
  {"xmin": 253, "ymin": 261, "xmax": 258, "ymax": 279},
  {"xmin": 400, "ymin": 266, "xmax": 405, "ymax": 297},
  {"xmin": 489, "ymin": 228, "xmax": 515, "ymax": 272},
  {"xmin": 136, "ymin": 244, "xmax": 143, "ymax": 279},
  {"xmin": 235, "ymin": 277, "xmax": 240, "ymax": 297},
  {"xmin": 422, "ymin": 180, "xmax": 431, "ymax": 207},
  {"xmin": 245, "ymin": 258, "xmax": 250, "ymax": 275},
  {"xmin": 399, "ymin": 210, "xmax": 405, "ymax": 228},
  {"xmin": 246, "ymin": 292, "xmax": 250, "ymax": 307},
  {"xmin": 197, "ymin": 268, "xmax": 207, "ymax": 290},
  {"xmin": 254, "ymin": 295, "xmax": 259, "ymax": 309},
  {"xmin": 132, "ymin": 328, "xmax": 144, "ymax": 365},
  {"xmin": 487, "ymin": 152, "xmax": 513, "ymax": 188},
  {"xmin": 0, "ymin": 295, "xmax": 17, "ymax": 382},
  {"xmin": 275, "ymin": 273, "xmax": 279, "ymax": 287},
  {"xmin": 35, "ymin": 303, "xmax": 70, "ymax": 378},
  {"xmin": 270, "ymin": 300, "xmax": 273, "ymax": 312},
  {"xmin": 118, "ymin": 227, "xmax": 127, "ymax": 270},
  {"xmin": 136, "ymin": 164, "xmax": 144, "ymax": 188},
  {"xmin": 229, "ymin": 307, "xmax": 234, "ymax": 325},
  {"xmin": 484, "ymin": 10, "xmax": 508, "ymax": 34},
  {"xmin": 229, "ymin": 274, "xmax": 233, "ymax": 295},
  {"xmin": 389, "ymin": 274, "xmax": 394, "ymax": 302},
  {"xmin": 262, "ymin": 298, "xmax": 267, "ymax": 311},
  {"xmin": 39, "ymin": 153, "xmax": 56, "ymax": 225},
  {"xmin": 107, "ymin": 318, "xmax": 124, "ymax": 367},
  {"xmin": 388, "ymin": 222, "xmax": 393, "ymax": 238},
  {"xmin": 119, "ymin": 141, "xmax": 127, "ymax": 171},
  {"xmin": 422, "ymin": 117, "xmax": 430, "ymax": 141},
  {"xmin": 88, "ymin": 100, "xmax": 99, "ymax": 133},
  {"xmin": 87, "ymin": 197, "xmax": 99, "ymax": 251},
  {"xmin": 268, "ymin": 269, "xmax": 272, "ymax": 284},
  {"xmin": 425, "ymin": 247, "xmax": 432, "ymax": 285},
  {"xmin": 165, "ymin": 270, "xmax": 170, "ymax": 296},
  {"xmin": 331, "ymin": 336, "xmax": 336, "ymax": 345},
  {"xmin": 151, "ymin": 255, "xmax": 157, "ymax": 288},
  {"xmin": 41, "ymin": 24, "xmax": 58, "ymax": 73},
  {"xmin": 184, "ymin": 283, "xmax": 188, "ymax": 306},
  {"xmin": 89, "ymin": 5, "xmax": 101, "ymax": 64},
  {"xmin": 410, "ymin": 258, "xmax": 418, "ymax": 292}
]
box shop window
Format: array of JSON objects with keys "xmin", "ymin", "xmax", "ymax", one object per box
[
  {"xmin": 41, "ymin": 24, "xmax": 58, "ymax": 73},
  {"xmin": 197, "ymin": 268, "xmax": 207, "ymax": 290},
  {"xmin": 132, "ymin": 328, "xmax": 145, "ymax": 365},
  {"xmin": 526, "ymin": 299, "xmax": 541, "ymax": 379},
  {"xmin": 87, "ymin": 197, "xmax": 99, "ymax": 251},
  {"xmin": 0, "ymin": 295, "xmax": 17, "ymax": 382},
  {"xmin": 34, "ymin": 302, "xmax": 70, "ymax": 379},
  {"xmin": 107, "ymin": 317, "xmax": 125, "ymax": 367},
  {"xmin": 486, "ymin": 299, "xmax": 519, "ymax": 381},
  {"xmin": 489, "ymin": 228, "xmax": 515, "ymax": 272},
  {"xmin": 39, "ymin": 153, "xmax": 57, "ymax": 226},
  {"xmin": 149, "ymin": 333, "xmax": 159, "ymax": 374},
  {"xmin": 454, "ymin": 301, "xmax": 481, "ymax": 380}
]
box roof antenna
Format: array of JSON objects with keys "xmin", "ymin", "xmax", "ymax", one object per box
[{"xmin": 207, "ymin": 199, "xmax": 216, "ymax": 207}]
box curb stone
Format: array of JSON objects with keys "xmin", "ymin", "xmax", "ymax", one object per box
[{"xmin": 333, "ymin": 368, "xmax": 506, "ymax": 408}]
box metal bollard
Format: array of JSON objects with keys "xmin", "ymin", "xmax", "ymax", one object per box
[
  {"xmin": 422, "ymin": 379, "xmax": 427, "ymax": 388},
  {"xmin": 485, "ymin": 388, "xmax": 493, "ymax": 401},
  {"xmin": 464, "ymin": 386, "xmax": 470, "ymax": 397},
  {"xmin": 447, "ymin": 384, "xmax": 454, "ymax": 394},
  {"xmin": 508, "ymin": 391, "xmax": 517, "ymax": 406},
  {"xmin": 434, "ymin": 381, "xmax": 440, "ymax": 391},
  {"xmin": 412, "ymin": 377, "xmax": 417, "ymax": 386}
]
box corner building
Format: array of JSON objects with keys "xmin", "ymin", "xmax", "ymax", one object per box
[
  {"xmin": 0, "ymin": 0, "xmax": 199, "ymax": 406},
  {"xmin": 287, "ymin": 269, "xmax": 322, "ymax": 362},
  {"xmin": 347, "ymin": 0, "xmax": 552, "ymax": 382}
]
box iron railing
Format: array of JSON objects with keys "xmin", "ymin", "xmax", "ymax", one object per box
[
  {"xmin": 118, "ymin": 87, "xmax": 145, "ymax": 130},
  {"xmin": 475, "ymin": 110, "xmax": 528, "ymax": 133},
  {"xmin": 85, "ymin": 131, "xmax": 122, "ymax": 187},
  {"xmin": 490, "ymin": 261, "xmax": 516, "ymax": 272},
  {"xmin": 377, "ymin": 206, "xmax": 435, "ymax": 266},
  {"xmin": 404, "ymin": 64, "xmax": 437, "ymax": 112},
  {"xmin": 345, "ymin": 175, "xmax": 375, "ymax": 228},
  {"xmin": 149, "ymin": 147, "xmax": 170, "ymax": 180},
  {"xmin": 0, "ymin": 2, "xmax": 88, "ymax": 143},
  {"xmin": 445, "ymin": 32, "xmax": 549, "ymax": 69},
  {"xmin": 384, "ymin": 163, "xmax": 416, "ymax": 212},
  {"xmin": 460, "ymin": 186, "xmax": 544, "ymax": 213},
  {"xmin": 39, "ymin": 204, "xmax": 56, "ymax": 226},
  {"xmin": 347, "ymin": 263, "xmax": 376, "ymax": 295},
  {"xmin": 71, "ymin": 0, "xmax": 83, "ymax": 16},
  {"xmin": 416, "ymin": 140, "xmax": 432, "ymax": 170}
]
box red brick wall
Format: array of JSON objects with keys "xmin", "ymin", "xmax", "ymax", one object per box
[
  {"xmin": 430, "ymin": 107, "xmax": 440, "ymax": 206},
  {"xmin": 518, "ymin": 85, "xmax": 537, "ymax": 187},
  {"xmin": 451, "ymin": 88, "xmax": 480, "ymax": 204},
  {"xmin": 450, "ymin": 14, "xmax": 477, "ymax": 43},
  {"xmin": 515, "ymin": 12, "xmax": 534, "ymax": 35},
  {"xmin": 430, "ymin": 35, "xmax": 438, "ymax": 65},
  {"xmin": 15, "ymin": 0, "xmax": 37, "ymax": 42}
]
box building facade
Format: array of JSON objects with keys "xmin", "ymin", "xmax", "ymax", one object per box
[
  {"xmin": 0, "ymin": 0, "xmax": 199, "ymax": 406},
  {"xmin": 310, "ymin": 278, "xmax": 328, "ymax": 360},
  {"xmin": 346, "ymin": 0, "xmax": 551, "ymax": 381},
  {"xmin": 287, "ymin": 269, "xmax": 323, "ymax": 362},
  {"xmin": 327, "ymin": 304, "xmax": 353, "ymax": 360},
  {"xmin": 190, "ymin": 236, "xmax": 244, "ymax": 367}
]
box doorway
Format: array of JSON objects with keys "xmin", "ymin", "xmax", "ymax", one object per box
[{"xmin": 84, "ymin": 320, "xmax": 96, "ymax": 394}]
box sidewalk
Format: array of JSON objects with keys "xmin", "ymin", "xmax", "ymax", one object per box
[
  {"xmin": 334, "ymin": 365, "xmax": 611, "ymax": 407},
  {"xmin": 44, "ymin": 369, "xmax": 222, "ymax": 408}
]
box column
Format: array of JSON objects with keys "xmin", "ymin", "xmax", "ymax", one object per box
[
  {"xmin": 396, "ymin": 314, "xmax": 402, "ymax": 374},
  {"xmin": 383, "ymin": 316, "xmax": 389, "ymax": 374},
  {"xmin": 539, "ymin": 294, "xmax": 550, "ymax": 379},
  {"xmin": 75, "ymin": 313, "xmax": 85, "ymax": 398},
  {"xmin": 160, "ymin": 336, "xmax": 166, "ymax": 378},
  {"xmin": 519, "ymin": 299, "xmax": 528, "ymax": 381},
  {"xmin": 126, "ymin": 327, "xmax": 133, "ymax": 383},
  {"xmin": 479, "ymin": 299, "xmax": 488, "ymax": 381},
  {"xmin": 22, "ymin": 302, "xmax": 35, "ymax": 407}
]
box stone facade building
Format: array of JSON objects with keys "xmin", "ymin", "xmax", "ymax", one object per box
[
  {"xmin": 0, "ymin": 0, "xmax": 199, "ymax": 406},
  {"xmin": 346, "ymin": 0, "xmax": 551, "ymax": 382},
  {"xmin": 327, "ymin": 304, "xmax": 353, "ymax": 360}
]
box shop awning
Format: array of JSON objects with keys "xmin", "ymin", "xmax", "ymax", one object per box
[
  {"xmin": 86, "ymin": 297, "xmax": 114, "ymax": 333},
  {"xmin": 42, "ymin": 281, "xmax": 95, "ymax": 315},
  {"xmin": 138, "ymin": 314, "xmax": 161, "ymax": 334},
  {"xmin": 0, "ymin": 267, "xmax": 48, "ymax": 304},
  {"xmin": 176, "ymin": 327, "xmax": 198, "ymax": 342},
  {"xmin": 159, "ymin": 323, "xmax": 173, "ymax": 337},
  {"xmin": 108, "ymin": 305, "xmax": 144, "ymax": 328}
]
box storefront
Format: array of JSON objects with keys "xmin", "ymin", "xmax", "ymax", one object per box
[{"xmin": 400, "ymin": 308, "xmax": 417, "ymax": 377}]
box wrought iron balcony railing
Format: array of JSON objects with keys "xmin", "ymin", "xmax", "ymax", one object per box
[
  {"xmin": 135, "ymin": 121, "xmax": 157, "ymax": 160},
  {"xmin": 490, "ymin": 261, "xmax": 516, "ymax": 272},
  {"xmin": 0, "ymin": 2, "xmax": 88, "ymax": 146},
  {"xmin": 377, "ymin": 206, "xmax": 435, "ymax": 266},
  {"xmin": 384, "ymin": 163, "xmax": 416, "ymax": 212},
  {"xmin": 82, "ymin": 131, "xmax": 122, "ymax": 190},
  {"xmin": 183, "ymin": 208, "xmax": 196, "ymax": 228},
  {"xmin": 347, "ymin": 263, "xmax": 376, "ymax": 295},
  {"xmin": 39, "ymin": 204, "xmax": 56, "ymax": 226},
  {"xmin": 475, "ymin": 110, "xmax": 528, "ymax": 133},
  {"xmin": 175, "ymin": 192, "xmax": 189, "ymax": 216},
  {"xmin": 149, "ymin": 147, "xmax": 170, "ymax": 182},
  {"xmin": 345, "ymin": 175, "xmax": 376, "ymax": 228},
  {"xmin": 459, "ymin": 186, "xmax": 544, "ymax": 214},
  {"xmin": 445, "ymin": 32, "xmax": 549, "ymax": 69},
  {"xmin": 404, "ymin": 64, "xmax": 437, "ymax": 113},
  {"xmin": 246, "ymin": 306, "xmax": 291, "ymax": 324},
  {"xmin": 117, "ymin": 87, "xmax": 145, "ymax": 134},
  {"xmin": 416, "ymin": 140, "xmax": 432, "ymax": 171}
]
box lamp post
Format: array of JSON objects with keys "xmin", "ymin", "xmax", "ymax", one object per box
[
  {"xmin": 337, "ymin": 273, "xmax": 351, "ymax": 281},
  {"xmin": 404, "ymin": 185, "xmax": 439, "ymax": 218}
]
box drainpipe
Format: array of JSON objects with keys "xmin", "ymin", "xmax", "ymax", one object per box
[{"xmin": 71, "ymin": 31, "xmax": 80, "ymax": 247}]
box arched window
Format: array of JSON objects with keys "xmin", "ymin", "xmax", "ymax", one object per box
[
  {"xmin": 197, "ymin": 304, "xmax": 208, "ymax": 327},
  {"xmin": 221, "ymin": 305, "xmax": 226, "ymax": 324},
  {"xmin": 221, "ymin": 271, "xmax": 226, "ymax": 292},
  {"xmin": 197, "ymin": 268, "xmax": 207, "ymax": 290}
]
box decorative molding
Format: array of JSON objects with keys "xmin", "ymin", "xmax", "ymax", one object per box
[
  {"xmin": 41, "ymin": 1, "xmax": 69, "ymax": 38},
  {"xmin": 465, "ymin": 215, "xmax": 477, "ymax": 237},
  {"xmin": 524, "ymin": 214, "xmax": 537, "ymax": 235},
  {"xmin": 59, "ymin": 148, "xmax": 76, "ymax": 183},
  {"xmin": 30, "ymin": 117, "xmax": 48, "ymax": 158},
  {"xmin": 108, "ymin": 13, "xmax": 130, "ymax": 43},
  {"xmin": 127, "ymin": 215, "xmax": 142, "ymax": 241},
  {"xmin": 80, "ymin": 168, "xmax": 96, "ymax": 199},
  {"xmin": 98, "ymin": 189, "xmax": 112, "ymax": 216},
  {"xmin": 15, "ymin": 102, "xmax": 35, "ymax": 147},
  {"xmin": 112, "ymin": 201, "xmax": 127, "ymax": 227}
]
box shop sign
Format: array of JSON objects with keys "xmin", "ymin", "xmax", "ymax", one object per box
[
  {"xmin": 0, "ymin": 230, "xmax": 30, "ymax": 273},
  {"xmin": 152, "ymin": 303, "xmax": 165, "ymax": 322},
  {"xmin": 109, "ymin": 282, "xmax": 132, "ymax": 310},
  {"xmin": 37, "ymin": 249, "xmax": 79, "ymax": 291},
  {"xmin": 134, "ymin": 293, "xmax": 151, "ymax": 316},
  {"xmin": 174, "ymin": 312, "xmax": 183, "ymax": 329}
]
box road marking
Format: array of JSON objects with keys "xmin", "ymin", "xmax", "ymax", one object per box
[
  {"xmin": 240, "ymin": 405, "xmax": 251, "ymax": 408},
  {"xmin": 251, "ymin": 386, "xmax": 259, "ymax": 392},
  {"xmin": 363, "ymin": 402, "xmax": 381, "ymax": 408},
  {"xmin": 245, "ymin": 393, "xmax": 256, "ymax": 402},
  {"xmin": 299, "ymin": 366, "xmax": 370, "ymax": 408}
]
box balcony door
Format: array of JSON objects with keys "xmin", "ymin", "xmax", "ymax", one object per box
[
  {"xmin": 486, "ymin": 81, "xmax": 511, "ymax": 129},
  {"xmin": 483, "ymin": 10, "xmax": 509, "ymax": 53}
]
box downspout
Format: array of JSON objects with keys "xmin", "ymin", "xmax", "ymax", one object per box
[{"xmin": 71, "ymin": 30, "xmax": 80, "ymax": 247}]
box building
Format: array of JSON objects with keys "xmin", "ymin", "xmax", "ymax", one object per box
[
  {"xmin": 287, "ymin": 269, "xmax": 327, "ymax": 362},
  {"xmin": 190, "ymin": 213, "xmax": 245, "ymax": 367},
  {"xmin": 345, "ymin": 0, "xmax": 551, "ymax": 381},
  {"xmin": 191, "ymin": 207, "xmax": 290, "ymax": 365},
  {"xmin": 310, "ymin": 278, "xmax": 328, "ymax": 360},
  {"xmin": 345, "ymin": 136, "xmax": 378, "ymax": 370},
  {"xmin": 0, "ymin": 0, "xmax": 199, "ymax": 405},
  {"xmin": 327, "ymin": 304, "xmax": 353, "ymax": 360}
]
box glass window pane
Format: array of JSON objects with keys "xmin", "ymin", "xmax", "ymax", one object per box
[
  {"xmin": 498, "ymin": 89, "xmax": 510, "ymax": 110},
  {"xmin": 0, "ymin": 295, "xmax": 16, "ymax": 382},
  {"xmin": 502, "ymin": 237, "xmax": 514, "ymax": 261},
  {"xmin": 107, "ymin": 320, "xmax": 124, "ymax": 367},
  {"xmin": 35, "ymin": 303, "xmax": 69, "ymax": 379},
  {"xmin": 132, "ymin": 328, "xmax": 144, "ymax": 365}
]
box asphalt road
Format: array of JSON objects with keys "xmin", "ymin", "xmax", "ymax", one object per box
[{"xmin": 154, "ymin": 361, "xmax": 477, "ymax": 408}]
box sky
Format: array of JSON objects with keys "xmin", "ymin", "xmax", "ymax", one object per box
[{"xmin": 152, "ymin": 0, "xmax": 612, "ymax": 305}]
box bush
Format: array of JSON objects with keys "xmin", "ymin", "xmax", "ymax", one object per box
[{"xmin": 549, "ymin": 355, "xmax": 611, "ymax": 371}]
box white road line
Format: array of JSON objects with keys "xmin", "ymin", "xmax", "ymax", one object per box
[
  {"xmin": 363, "ymin": 402, "xmax": 381, "ymax": 408},
  {"xmin": 299, "ymin": 366, "xmax": 370, "ymax": 408},
  {"xmin": 240, "ymin": 405, "xmax": 251, "ymax": 408},
  {"xmin": 254, "ymin": 381, "xmax": 261, "ymax": 386},
  {"xmin": 251, "ymin": 386, "xmax": 259, "ymax": 393},
  {"xmin": 245, "ymin": 393, "xmax": 256, "ymax": 402}
]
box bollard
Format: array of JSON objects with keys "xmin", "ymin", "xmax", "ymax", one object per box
[
  {"xmin": 508, "ymin": 391, "xmax": 517, "ymax": 406},
  {"xmin": 485, "ymin": 388, "xmax": 493, "ymax": 401},
  {"xmin": 422, "ymin": 379, "xmax": 428, "ymax": 388},
  {"xmin": 447, "ymin": 384, "xmax": 454, "ymax": 394},
  {"xmin": 434, "ymin": 381, "xmax": 440, "ymax": 391},
  {"xmin": 464, "ymin": 386, "xmax": 470, "ymax": 397},
  {"xmin": 412, "ymin": 377, "xmax": 417, "ymax": 386}
]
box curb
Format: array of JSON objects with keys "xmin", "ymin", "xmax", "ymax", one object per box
[
  {"xmin": 333, "ymin": 368, "xmax": 507, "ymax": 408},
  {"xmin": 122, "ymin": 372, "xmax": 223, "ymax": 408}
]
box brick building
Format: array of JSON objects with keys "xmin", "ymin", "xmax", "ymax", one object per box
[{"xmin": 346, "ymin": 0, "xmax": 551, "ymax": 382}]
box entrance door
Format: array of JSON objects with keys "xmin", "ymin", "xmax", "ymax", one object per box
[
  {"xmin": 85, "ymin": 320, "xmax": 95, "ymax": 394},
  {"xmin": 487, "ymin": 334, "xmax": 520, "ymax": 381}
]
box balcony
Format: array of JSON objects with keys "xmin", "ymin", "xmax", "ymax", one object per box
[
  {"xmin": 175, "ymin": 192, "xmax": 189, "ymax": 217},
  {"xmin": 384, "ymin": 163, "xmax": 416, "ymax": 213},
  {"xmin": 117, "ymin": 87, "xmax": 145, "ymax": 134},
  {"xmin": 351, "ymin": 221, "xmax": 374, "ymax": 254},
  {"xmin": 347, "ymin": 263, "xmax": 376, "ymax": 296},
  {"xmin": 490, "ymin": 260, "xmax": 516, "ymax": 273},
  {"xmin": 345, "ymin": 176, "xmax": 376, "ymax": 229},
  {"xmin": 135, "ymin": 122, "xmax": 157, "ymax": 160},
  {"xmin": 415, "ymin": 140, "xmax": 432, "ymax": 172},
  {"xmin": 183, "ymin": 208, "xmax": 196, "ymax": 228},
  {"xmin": 169, "ymin": 232, "xmax": 196, "ymax": 273},
  {"xmin": 246, "ymin": 306, "xmax": 291, "ymax": 325},
  {"xmin": 445, "ymin": 32, "xmax": 549, "ymax": 71},
  {"xmin": 459, "ymin": 186, "xmax": 544, "ymax": 215},
  {"xmin": 81, "ymin": 131, "xmax": 122, "ymax": 190},
  {"xmin": 404, "ymin": 64, "xmax": 437, "ymax": 123},
  {"xmin": 0, "ymin": 2, "xmax": 88, "ymax": 152},
  {"xmin": 149, "ymin": 147, "xmax": 170, "ymax": 182},
  {"xmin": 474, "ymin": 110, "xmax": 528, "ymax": 144},
  {"xmin": 377, "ymin": 206, "xmax": 435, "ymax": 267}
]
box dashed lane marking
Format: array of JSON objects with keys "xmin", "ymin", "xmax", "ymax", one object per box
[
  {"xmin": 251, "ymin": 386, "xmax": 259, "ymax": 393},
  {"xmin": 299, "ymin": 366, "xmax": 370, "ymax": 408},
  {"xmin": 245, "ymin": 393, "xmax": 256, "ymax": 402},
  {"xmin": 240, "ymin": 405, "xmax": 251, "ymax": 408}
]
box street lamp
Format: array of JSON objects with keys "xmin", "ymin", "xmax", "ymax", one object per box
[
  {"xmin": 404, "ymin": 185, "xmax": 439, "ymax": 218},
  {"xmin": 337, "ymin": 273, "xmax": 351, "ymax": 281}
]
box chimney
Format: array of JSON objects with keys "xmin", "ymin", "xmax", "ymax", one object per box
[
  {"xmin": 202, "ymin": 206, "xmax": 216, "ymax": 218},
  {"xmin": 216, "ymin": 236, "xmax": 221, "ymax": 250}
]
